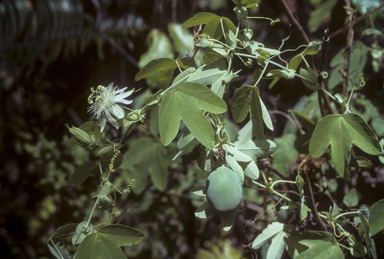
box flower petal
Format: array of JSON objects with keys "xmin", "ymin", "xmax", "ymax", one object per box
[
  {"xmin": 116, "ymin": 99, "xmax": 133, "ymax": 105},
  {"xmin": 110, "ymin": 104, "xmax": 125, "ymax": 119},
  {"xmin": 116, "ymin": 89, "xmax": 134, "ymax": 99},
  {"xmin": 99, "ymin": 115, "xmax": 107, "ymax": 132},
  {"xmin": 105, "ymin": 110, "xmax": 119, "ymax": 129},
  {"xmin": 114, "ymin": 87, "xmax": 128, "ymax": 94}
]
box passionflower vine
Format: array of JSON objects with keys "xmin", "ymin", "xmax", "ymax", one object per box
[{"xmin": 87, "ymin": 83, "xmax": 133, "ymax": 132}]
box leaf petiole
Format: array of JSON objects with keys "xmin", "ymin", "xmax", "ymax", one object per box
[
  {"xmin": 334, "ymin": 211, "xmax": 358, "ymax": 221},
  {"xmin": 270, "ymin": 179, "xmax": 297, "ymax": 190},
  {"xmin": 235, "ymin": 53, "xmax": 316, "ymax": 84}
]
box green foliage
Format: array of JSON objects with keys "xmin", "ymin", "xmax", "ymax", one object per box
[
  {"xmin": 77, "ymin": 225, "xmax": 144, "ymax": 259},
  {"xmin": 232, "ymin": 0, "xmax": 260, "ymax": 8},
  {"xmin": 252, "ymin": 222, "xmax": 285, "ymax": 249},
  {"xmin": 68, "ymin": 161, "xmax": 99, "ymax": 186},
  {"xmin": 7, "ymin": 0, "xmax": 379, "ymax": 258},
  {"xmin": 352, "ymin": 0, "xmax": 384, "ymax": 19},
  {"xmin": 168, "ymin": 23, "xmax": 194, "ymax": 55},
  {"xmin": 196, "ymin": 240, "xmax": 243, "ymax": 259},
  {"xmin": 308, "ymin": 0, "xmax": 338, "ymax": 32},
  {"xmin": 295, "ymin": 231, "xmax": 344, "ymax": 259},
  {"xmin": 159, "ymin": 82, "xmax": 227, "ymax": 148},
  {"xmin": 309, "ymin": 113, "xmax": 382, "ymax": 179},
  {"xmin": 369, "ymin": 199, "xmax": 384, "ymax": 236},
  {"xmin": 137, "ymin": 29, "xmax": 176, "ymax": 88},
  {"xmin": 352, "ymin": 98, "xmax": 384, "ymax": 137},
  {"xmin": 269, "ymin": 41, "xmax": 321, "ymax": 89},
  {"xmin": 343, "ymin": 188, "xmax": 358, "ymax": 207},
  {"xmin": 231, "ymin": 85, "xmax": 273, "ymax": 131},
  {"xmin": 328, "ymin": 41, "xmax": 368, "ymax": 90},
  {"xmin": 182, "ymin": 12, "xmax": 236, "ymax": 40},
  {"xmin": 122, "ymin": 137, "xmax": 174, "ymax": 192},
  {"xmin": 358, "ymin": 205, "xmax": 377, "ymax": 258},
  {"xmin": 299, "ymin": 66, "xmax": 321, "ymax": 91},
  {"xmin": 135, "ymin": 58, "xmax": 190, "ymax": 90}
]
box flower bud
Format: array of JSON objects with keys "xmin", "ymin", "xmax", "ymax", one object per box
[
  {"xmin": 66, "ymin": 124, "xmax": 96, "ymax": 149},
  {"xmin": 233, "ymin": 6, "xmax": 248, "ymax": 21},
  {"xmin": 243, "ymin": 28, "xmax": 253, "ymax": 41}
]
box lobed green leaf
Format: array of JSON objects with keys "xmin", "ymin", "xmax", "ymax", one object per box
[
  {"xmin": 309, "ymin": 113, "xmax": 382, "ymax": 179},
  {"xmin": 252, "ymin": 222, "xmax": 284, "ymax": 249},
  {"xmin": 295, "ymin": 231, "xmax": 344, "ymax": 259},
  {"xmin": 159, "ymin": 82, "xmax": 227, "ymax": 148}
]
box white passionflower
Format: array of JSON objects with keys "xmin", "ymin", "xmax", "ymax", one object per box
[{"xmin": 87, "ymin": 83, "xmax": 133, "ymax": 132}]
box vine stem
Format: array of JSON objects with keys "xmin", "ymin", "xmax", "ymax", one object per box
[
  {"xmin": 329, "ymin": 2, "xmax": 384, "ymax": 39},
  {"xmin": 118, "ymin": 120, "xmax": 136, "ymax": 145},
  {"xmin": 334, "ymin": 211, "xmax": 358, "ymax": 221},
  {"xmin": 279, "ymin": 0, "xmax": 336, "ymax": 116},
  {"xmin": 84, "ymin": 113, "xmax": 137, "ymax": 230},
  {"xmin": 49, "ymin": 239, "xmax": 65, "ymax": 259},
  {"xmin": 85, "ymin": 165, "xmax": 109, "ymax": 230},
  {"xmin": 270, "ymin": 179, "xmax": 296, "ymax": 190},
  {"xmin": 252, "ymin": 178, "xmax": 294, "ymax": 203},
  {"xmin": 342, "ymin": 0, "xmax": 354, "ymax": 97},
  {"xmin": 236, "ymin": 52, "xmax": 316, "ymax": 84},
  {"xmin": 235, "ymin": 21, "xmax": 241, "ymax": 39},
  {"xmin": 279, "ymin": 0, "xmax": 310, "ymax": 44},
  {"xmin": 252, "ymin": 173, "xmax": 328, "ymax": 221},
  {"xmin": 339, "ymin": 243, "xmax": 351, "ymax": 250},
  {"xmin": 254, "ymin": 60, "xmax": 269, "ymax": 87},
  {"xmin": 301, "ymin": 170, "xmax": 328, "ymax": 231}
]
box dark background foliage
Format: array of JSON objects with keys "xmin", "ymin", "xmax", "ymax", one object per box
[{"xmin": 0, "ymin": 0, "xmax": 383, "ymax": 258}]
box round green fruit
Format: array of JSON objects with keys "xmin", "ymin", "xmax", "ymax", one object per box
[{"xmin": 206, "ymin": 166, "xmax": 243, "ymax": 216}]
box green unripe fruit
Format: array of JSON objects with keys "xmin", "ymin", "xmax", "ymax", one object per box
[{"xmin": 206, "ymin": 166, "xmax": 243, "ymax": 216}]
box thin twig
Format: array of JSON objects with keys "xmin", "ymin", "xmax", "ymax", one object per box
[
  {"xmin": 280, "ymin": 0, "xmax": 336, "ymax": 116},
  {"xmin": 287, "ymin": 109, "xmax": 305, "ymax": 135},
  {"xmin": 317, "ymin": 28, "xmax": 335, "ymax": 116},
  {"xmin": 244, "ymin": 184, "xmax": 301, "ymax": 197},
  {"xmin": 318, "ymin": 29, "xmax": 329, "ymax": 74},
  {"xmin": 171, "ymin": 0, "xmax": 177, "ymax": 22},
  {"xmin": 301, "ymin": 170, "xmax": 328, "ymax": 231},
  {"xmin": 84, "ymin": 14, "xmax": 139, "ymax": 68},
  {"xmin": 329, "ymin": 2, "xmax": 384, "ymax": 39},
  {"xmin": 280, "ymin": 0, "xmax": 310, "ymax": 44},
  {"xmin": 261, "ymin": 160, "xmax": 289, "ymax": 180},
  {"xmin": 369, "ymin": 9, "xmax": 382, "ymax": 68},
  {"xmin": 98, "ymin": 31, "xmax": 139, "ymax": 68},
  {"xmin": 269, "ymin": 110, "xmax": 299, "ymax": 132},
  {"xmin": 342, "ymin": 0, "xmax": 355, "ymax": 97}
]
